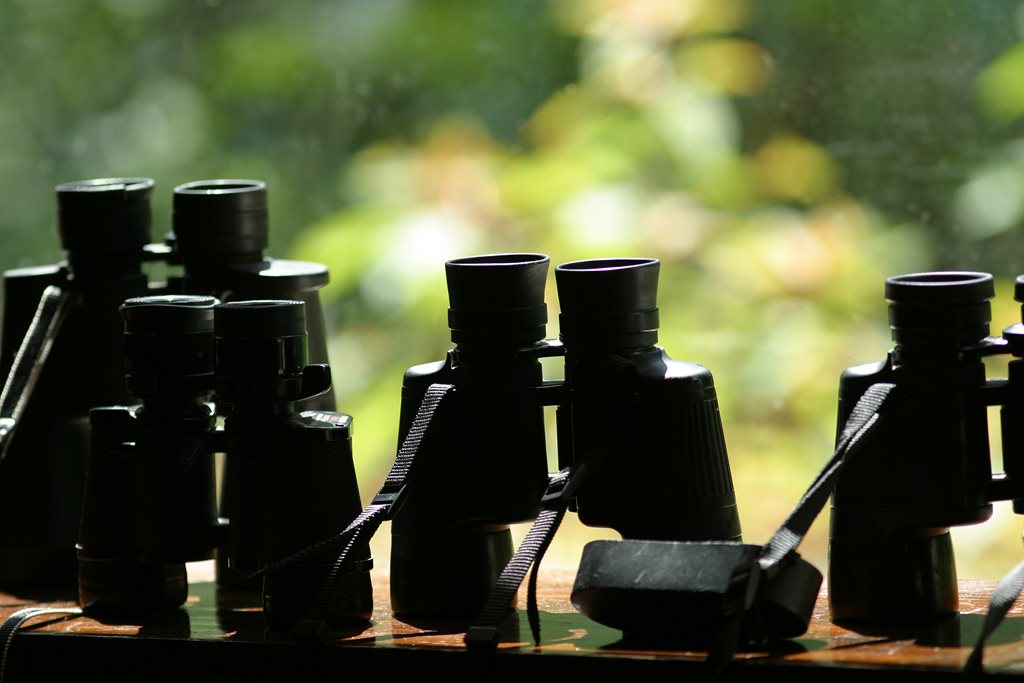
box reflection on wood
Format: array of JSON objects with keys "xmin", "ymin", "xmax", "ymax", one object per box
[{"xmin": 3, "ymin": 573, "xmax": 1024, "ymax": 679}]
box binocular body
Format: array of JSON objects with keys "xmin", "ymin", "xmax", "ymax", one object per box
[
  {"xmin": 76, "ymin": 296, "xmax": 371, "ymax": 626},
  {"xmin": 564, "ymin": 345, "xmax": 741, "ymax": 542},
  {"xmin": 222, "ymin": 408, "xmax": 371, "ymax": 625},
  {"xmin": 390, "ymin": 254, "xmax": 741, "ymax": 619},
  {"xmin": 389, "ymin": 347, "xmax": 551, "ymax": 616},
  {"xmin": 0, "ymin": 178, "xmax": 337, "ymax": 587},
  {"xmin": 79, "ymin": 399, "xmax": 218, "ymax": 612},
  {"xmin": 830, "ymin": 271, "xmax": 1024, "ymax": 623}
]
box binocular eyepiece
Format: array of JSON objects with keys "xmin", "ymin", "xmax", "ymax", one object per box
[
  {"xmin": 214, "ymin": 299, "xmax": 326, "ymax": 404},
  {"xmin": 885, "ymin": 271, "xmax": 995, "ymax": 349},
  {"xmin": 555, "ymin": 257, "xmax": 660, "ymax": 350},
  {"xmin": 445, "ymin": 253, "xmax": 549, "ymax": 347},
  {"xmin": 171, "ymin": 179, "xmax": 269, "ymax": 267},
  {"xmin": 55, "ymin": 178, "xmax": 155, "ymax": 274}
]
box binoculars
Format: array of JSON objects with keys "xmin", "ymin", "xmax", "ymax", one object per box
[
  {"xmin": 0, "ymin": 177, "xmax": 335, "ymax": 586},
  {"xmin": 77, "ymin": 295, "xmax": 372, "ymax": 626},
  {"xmin": 389, "ymin": 253, "xmax": 742, "ymax": 618},
  {"xmin": 830, "ymin": 271, "xmax": 1024, "ymax": 623}
]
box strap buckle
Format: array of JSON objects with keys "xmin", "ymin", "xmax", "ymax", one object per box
[
  {"xmin": 372, "ymin": 483, "xmax": 407, "ymax": 519},
  {"xmin": 540, "ymin": 465, "xmax": 585, "ymax": 506}
]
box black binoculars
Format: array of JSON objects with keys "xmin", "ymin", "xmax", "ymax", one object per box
[
  {"xmin": 830, "ymin": 271, "xmax": 1024, "ymax": 623},
  {"xmin": 389, "ymin": 253, "xmax": 741, "ymax": 618},
  {"xmin": 0, "ymin": 177, "xmax": 335, "ymax": 586},
  {"xmin": 77, "ymin": 295, "xmax": 371, "ymax": 626}
]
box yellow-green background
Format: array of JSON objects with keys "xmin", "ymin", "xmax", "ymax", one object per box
[{"xmin": 4, "ymin": 0, "xmax": 1024, "ymax": 580}]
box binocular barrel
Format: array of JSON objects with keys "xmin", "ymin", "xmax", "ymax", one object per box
[
  {"xmin": 1002, "ymin": 276, "xmax": 1024, "ymax": 493},
  {"xmin": 555, "ymin": 258, "xmax": 741, "ymax": 541},
  {"xmin": 78, "ymin": 295, "xmax": 219, "ymax": 613},
  {"xmin": 389, "ymin": 253, "xmax": 552, "ymax": 617},
  {"xmin": 216, "ymin": 300, "xmax": 372, "ymax": 627},
  {"xmin": 830, "ymin": 271, "xmax": 1001, "ymax": 622},
  {"xmin": 0, "ymin": 178, "xmax": 155, "ymax": 585}
]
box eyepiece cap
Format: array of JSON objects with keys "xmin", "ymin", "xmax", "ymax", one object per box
[
  {"xmin": 55, "ymin": 178, "xmax": 154, "ymax": 256},
  {"xmin": 120, "ymin": 295, "xmax": 218, "ymax": 397}
]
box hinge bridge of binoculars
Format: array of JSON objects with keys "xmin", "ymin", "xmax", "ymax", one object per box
[
  {"xmin": 987, "ymin": 472, "xmax": 1024, "ymax": 503},
  {"xmin": 296, "ymin": 364, "xmax": 332, "ymax": 401},
  {"xmin": 141, "ymin": 243, "xmax": 173, "ymax": 262},
  {"xmin": 980, "ymin": 377, "xmax": 1012, "ymax": 407},
  {"xmin": 515, "ymin": 338, "xmax": 564, "ymax": 360},
  {"xmin": 206, "ymin": 425, "xmax": 226, "ymax": 454},
  {"xmin": 967, "ymin": 336, "xmax": 1012, "ymax": 357},
  {"xmin": 531, "ymin": 381, "xmax": 569, "ymax": 407},
  {"xmin": 1003, "ymin": 323, "xmax": 1024, "ymax": 357}
]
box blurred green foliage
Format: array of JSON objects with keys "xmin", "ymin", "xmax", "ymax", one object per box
[{"xmin": 5, "ymin": 0, "xmax": 1024, "ymax": 578}]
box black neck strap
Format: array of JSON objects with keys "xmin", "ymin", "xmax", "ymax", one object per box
[
  {"xmin": 0, "ymin": 606, "xmax": 83, "ymax": 683},
  {"xmin": 0, "ymin": 286, "xmax": 72, "ymax": 461},
  {"xmin": 466, "ymin": 356, "xmax": 638, "ymax": 649},
  {"xmin": 760, "ymin": 381, "xmax": 896, "ymax": 576},
  {"xmin": 966, "ymin": 557, "xmax": 1024, "ymax": 675},
  {"xmin": 465, "ymin": 467, "xmax": 578, "ymax": 648}
]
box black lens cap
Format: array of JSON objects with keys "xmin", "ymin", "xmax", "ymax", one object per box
[
  {"xmin": 214, "ymin": 300, "xmax": 306, "ymax": 340},
  {"xmin": 121, "ymin": 295, "xmax": 218, "ymax": 335},
  {"xmin": 56, "ymin": 177, "xmax": 154, "ymax": 255}
]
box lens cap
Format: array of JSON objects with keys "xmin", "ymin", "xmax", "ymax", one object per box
[
  {"xmin": 214, "ymin": 299, "xmax": 306, "ymax": 340},
  {"xmin": 56, "ymin": 178, "xmax": 154, "ymax": 256},
  {"xmin": 120, "ymin": 295, "xmax": 218, "ymax": 397},
  {"xmin": 121, "ymin": 295, "xmax": 218, "ymax": 336}
]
